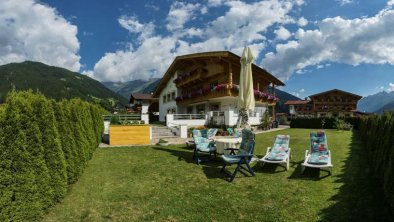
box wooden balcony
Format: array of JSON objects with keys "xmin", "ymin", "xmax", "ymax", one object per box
[
  {"xmin": 176, "ymin": 86, "xmax": 277, "ymax": 106},
  {"xmin": 175, "ymin": 68, "xmax": 207, "ymax": 88}
]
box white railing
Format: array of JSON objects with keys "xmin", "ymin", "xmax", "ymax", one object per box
[
  {"xmin": 167, "ymin": 114, "xmax": 207, "ymax": 127},
  {"xmin": 211, "ymin": 111, "xmax": 225, "ymax": 116},
  {"xmin": 166, "ymin": 110, "xmax": 264, "ymax": 127},
  {"xmin": 173, "ymin": 114, "xmax": 206, "ymax": 120}
]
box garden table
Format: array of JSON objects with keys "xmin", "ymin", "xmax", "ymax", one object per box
[{"xmin": 215, "ymin": 137, "xmax": 242, "ymax": 154}]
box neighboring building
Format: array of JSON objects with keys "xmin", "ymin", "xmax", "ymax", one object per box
[
  {"xmin": 285, "ymin": 89, "xmax": 362, "ymax": 118},
  {"xmin": 153, "ymin": 51, "xmax": 284, "ymax": 126},
  {"xmin": 129, "ymin": 93, "xmax": 158, "ymax": 114}
]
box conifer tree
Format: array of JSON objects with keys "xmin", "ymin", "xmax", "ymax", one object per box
[
  {"xmin": 31, "ymin": 93, "xmax": 67, "ymax": 202},
  {"xmin": 0, "ymin": 91, "xmax": 52, "ymax": 220}
]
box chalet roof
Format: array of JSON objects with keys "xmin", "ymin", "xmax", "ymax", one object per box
[
  {"xmin": 130, "ymin": 93, "xmax": 158, "ymax": 101},
  {"xmin": 309, "ymin": 89, "xmax": 362, "ymax": 99},
  {"xmin": 153, "ymin": 51, "xmax": 285, "ymax": 97},
  {"xmin": 284, "ymin": 100, "xmax": 311, "ymax": 105}
]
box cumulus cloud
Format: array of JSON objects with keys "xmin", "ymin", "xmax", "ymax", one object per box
[
  {"xmin": 166, "ymin": 2, "xmax": 201, "ymax": 31},
  {"xmin": 0, "ymin": 0, "xmax": 80, "ymax": 71},
  {"xmin": 91, "ymin": 0, "xmax": 304, "ymax": 82},
  {"xmin": 262, "ymin": 8, "xmax": 394, "ymax": 79},
  {"xmin": 297, "ymin": 17, "xmax": 308, "ymax": 26},
  {"xmin": 207, "ymin": 0, "xmax": 225, "ymax": 7},
  {"xmin": 118, "ymin": 16, "xmax": 155, "ymax": 41},
  {"xmin": 275, "ymin": 26, "xmax": 291, "ymax": 40}
]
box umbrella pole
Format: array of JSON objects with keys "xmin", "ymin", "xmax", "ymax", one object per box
[{"xmin": 237, "ymin": 108, "xmax": 250, "ymax": 130}]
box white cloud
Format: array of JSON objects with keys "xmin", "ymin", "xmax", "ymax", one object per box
[
  {"xmin": 207, "ymin": 0, "xmax": 224, "ymax": 7},
  {"xmin": 275, "ymin": 26, "xmax": 291, "ymax": 40},
  {"xmin": 0, "ymin": 0, "xmax": 81, "ymax": 71},
  {"xmin": 166, "ymin": 2, "xmax": 201, "ymax": 31},
  {"xmin": 300, "ymin": 88, "xmax": 305, "ymax": 93},
  {"xmin": 82, "ymin": 70, "xmax": 94, "ymax": 78},
  {"xmin": 145, "ymin": 3, "xmax": 160, "ymax": 11},
  {"xmin": 263, "ymin": 9, "xmax": 394, "ymax": 79},
  {"xmin": 297, "ymin": 17, "xmax": 308, "ymax": 26},
  {"xmin": 337, "ymin": 0, "xmax": 354, "ymax": 6},
  {"xmin": 388, "ymin": 83, "xmax": 394, "ymax": 92},
  {"xmin": 118, "ymin": 16, "xmax": 155, "ymax": 41},
  {"xmin": 90, "ymin": 0, "xmax": 304, "ymax": 82}
]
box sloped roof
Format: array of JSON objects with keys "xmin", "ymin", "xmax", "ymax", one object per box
[
  {"xmin": 153, "ymin": 51, "xmax": 284, "ymax": 97},
  {"xmin": 284, "ymin": 100, "xmax": 311, "ymax": 105},
  {"xmin": 309, "ymin": 89, "xmax": 362, "ymax": 99},
  {"xmin": 130, "ymin": 93, "xmax": 158, "ymax": 101}
]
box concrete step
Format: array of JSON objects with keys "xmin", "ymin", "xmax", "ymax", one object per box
[{"xmin": 152, "ymin": 133, "xmax": 175, "ymax": 137}]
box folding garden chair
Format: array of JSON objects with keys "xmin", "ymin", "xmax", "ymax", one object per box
[
  {"xmin": 301, "ymin": 131, "xmax": 333, "ymax": 174},
  {"xmin": 220, "ymin": 128, "xmax": 255, "ymax": 182}
]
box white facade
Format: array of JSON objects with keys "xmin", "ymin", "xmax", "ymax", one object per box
[{"xmin": 159, "ymin": 72, "xmax": 178, "ymax": 121}]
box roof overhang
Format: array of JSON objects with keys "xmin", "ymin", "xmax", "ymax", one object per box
[{"xmin": 153, "ymin": 51, "xmax": 284, "ymax": 97}]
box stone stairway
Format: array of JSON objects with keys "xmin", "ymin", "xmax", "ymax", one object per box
[{"xmin": 151, "ymin": 126, "xmax": 179, "ymax": 144}]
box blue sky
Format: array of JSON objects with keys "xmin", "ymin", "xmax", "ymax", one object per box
[{"xmin": 1, "ymin": 0, "xmax": 394, "ymax": 98}]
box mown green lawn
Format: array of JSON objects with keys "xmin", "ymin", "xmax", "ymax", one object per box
[{"xmin": 42, "ymin": 129, "xmax": 392, "ymax": 222}]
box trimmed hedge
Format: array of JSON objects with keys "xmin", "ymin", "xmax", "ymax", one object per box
[
  {"xmin": 359, "ymin": 112, "xmax": 394, "ymax": 212},
  {"xmin": 0, "ymin": 91, "xmax": 105, "ymax": 221},
  {"xmin": 290, "ymin": 117, "xmax": 362, "ymax": 129}
]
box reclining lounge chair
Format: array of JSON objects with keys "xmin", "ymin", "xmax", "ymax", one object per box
[
  {"xmin": 301, "ymin": 131, "xmax": 333, "ymax": 174},
  {"xmin": 259, "ymin": 135, "xmax": 291, "ymax": 171}
]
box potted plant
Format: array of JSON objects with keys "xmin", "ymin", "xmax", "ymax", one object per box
[{"xmin": 157, "ymin": 139, "xmax": 169, "ymax": 146}]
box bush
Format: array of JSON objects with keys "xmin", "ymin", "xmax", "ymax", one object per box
[
  {"xmin": 290, "ymin": 117, "xmax": 362, "ymax": 129},
  {"xmin": 359, "ymin": 112, "xmax": 394, "ymax": 212},
  {"xmin": 333, "ymin": 118, "xmax": 353, "ymax": 131},
  {"xmin": 0, "ymin": 91, "xmax": 105, "ymax": 221}
]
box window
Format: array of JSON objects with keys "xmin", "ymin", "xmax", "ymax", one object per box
[
  {"xmin": 210, "ymin": 103, "xmax": 220, "ymax": 111},
  {"xmin": 163, "ymin": 95, "xmax": 166, "ymax": 103},
  {"xmin": 167, "ymin": 93, "xmax": 171, "ymax": 102},
  {"xmin": 196, "ymin": 104, "xmax": 205, "ymax": 114},
  {"xmin": 171, "ymin": 92, "xmax": 175, "ymax": 100}
]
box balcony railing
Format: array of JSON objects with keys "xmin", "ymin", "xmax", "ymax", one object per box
[
  {"xmin": 173, "ymin": 114, "xmax": 206, "ymax": 120},
  {"xmin": 175, "ymin": 83, "xmax": 278, "ymax": 105}
]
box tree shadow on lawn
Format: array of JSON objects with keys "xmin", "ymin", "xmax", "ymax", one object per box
[{"xmin": 318, "ymin": 132, "xmax": 393, "ymax": 221}]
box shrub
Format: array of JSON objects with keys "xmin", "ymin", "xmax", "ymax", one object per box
[
  {"xmin": 290, "ymin": 117, "xmax": 362, "ymax": 129},
  {"xmin": 334, "ymin": 118, "xmax": 353, "ymax": 130},
  {"xmin": 0, "ymin": 91, "xmax": 52, "ymax": 221},
  {"xmin": 0, "ymin": 91, "xmax": 104, "ymax": 221},
  {"xmin": 359, "ymin": 112, "xmax": 394, "ymax": 212}
]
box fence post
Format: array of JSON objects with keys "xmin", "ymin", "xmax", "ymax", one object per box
[
  {"xmin": 141, "ymin": 114, "xmax": 149, "ymax": 124},
  {"xmin": 166, "ymin": 114, "xmax": 174, "ymax": 126},
  {"xmin": 180, "ymin": 125, "xmax": 187, "ymax": 138}
]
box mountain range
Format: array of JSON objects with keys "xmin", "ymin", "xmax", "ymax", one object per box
[
  {"xmin": 3, "ymin": 61, "xmax": 368, "ymax": 115},
  {"xmin": 357, "ymin": 91, "xmax": 394, "ymax": 113},
  {"xmin": 0, "ymin": 61, "xmax": 127, "ymax": 109},
  {"xmin": 102, "ymin": 78, "xmax": 161, "ymax": 99}
]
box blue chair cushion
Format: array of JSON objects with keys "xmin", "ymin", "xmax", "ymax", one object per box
[
  {"xmin": 221, "ymin": 155, "xmax": 241, "ymax": 164},
  {"xmin": 307, "ymin": 152, "xmax": 329, "ymax": 165},
  {"xmin": 266, "ymin": 145, "xmax": 287, "ymax": 161}
]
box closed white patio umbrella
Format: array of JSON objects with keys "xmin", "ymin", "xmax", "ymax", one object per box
[{"xmin": 237, "ymin": 46, "xmax": 255, "ymax": 129}]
